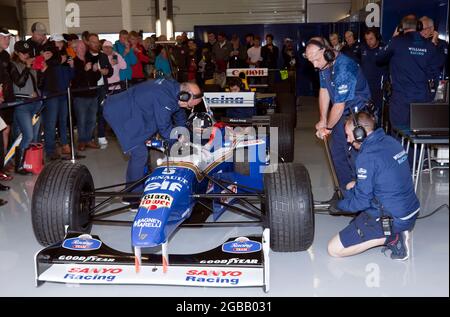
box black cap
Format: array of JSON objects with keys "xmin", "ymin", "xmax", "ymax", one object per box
[
  {"xmin": 14, "ymin": 40, "xmax": 32, "ymax": 54},
  {"xmin": 40, "ymin": 41, "xmax": 58, "ymax": 55},
  {"xmin": 0, "ymin": 27, "xmax": 12, "ymax": 36}
]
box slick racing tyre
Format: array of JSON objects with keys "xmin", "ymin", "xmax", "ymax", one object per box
[
  {"xmin": 276, "ymin": 92, "xmax": 297, "ymax": 127},
  {"xmin": 264, "ymin": 163, "xmax": 314, "ymax": 252},
  {"xmin": 270, "ymin": 113, "xmax": 295, "ymax": 163},
  {"xmin": 31, "ymin": 161, "xmax": 94, "ymax": 246}
]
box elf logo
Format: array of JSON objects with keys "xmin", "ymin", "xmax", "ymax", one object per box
[{"xmin": 145, "ymin": 180, "xmax": 183, "ymax": 192}]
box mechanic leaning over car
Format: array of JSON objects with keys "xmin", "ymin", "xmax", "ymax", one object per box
[
  {"xmin": 304, "ymin": 37, "xmax": 371, "ymax": 190},
  {"xmin": 375, "ymin": 14, "xmax": 441, "ymax": 130},
  {"xmin": 328, "ymin": 111, "xmax": 420, "ymax": 261},
  {"xmin": 103, "ymin": 79, "xmax": 203, "ymax": 204}
]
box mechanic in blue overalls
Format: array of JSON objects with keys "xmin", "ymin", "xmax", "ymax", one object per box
[
  {"xmin": 104, "ymin": 79, "xmax": 203, "ymax": 204},
  {"xmin": 304, "ymin": 37, "xmax": 371, "ymax": 190},
  {"xmin": 419, "ymin": 16, "xmax": 448, "ymax": 85},
  {"xmin": 328, "ymin": 112, "xmax": 420, "ymax": 261},
  {"xmin": 376, "ymin": 15, "xmax": 441, "ymax": 130},
  {"xmin": 341, "ymin": 30, "xmax": 361, "ymax": 64},
  {"xmin": 360, "ymin": 28, "xmax": 389, "ymax": 125}
]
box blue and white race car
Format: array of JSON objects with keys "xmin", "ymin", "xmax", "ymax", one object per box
[{"xmin": 31, "ymin": 115, "xmax": 314, "ymax": 292}]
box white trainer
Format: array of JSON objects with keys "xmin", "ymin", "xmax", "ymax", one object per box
[{"xmin": 98, "ymin": 137, "xmax": 108, "ymax": 145}]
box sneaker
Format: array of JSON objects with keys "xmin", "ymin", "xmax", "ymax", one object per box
[
  {"xmin": 0, "ymin": 172, "xmax": 13, "ymax": 181},
  {"xmin": 61, "ymin": 144, "xmax": 71, "ymax": 155},
  {"xmin": 77, "ymin": 142, "xmax": 86, "ymax": 151},
  {"xmin": 98, "ymin": 137, "xmax": 108, "ymax": 145},
  {"xmin": 382, "ymin": 231, "xmax": 410, "ymax": 261},
  {"xmin": 85, "ymin": 141, "xmax": 100, "ymax": 149}
]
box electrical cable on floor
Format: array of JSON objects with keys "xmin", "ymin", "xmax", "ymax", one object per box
[
  {"xmin": 315, "ymin": 205, "xmax": 449, "ymax": 218},
  {"xmin": 417, "ymin": 204, "xmax": 449, "ymax": 220},
  {"xmin": 314, "ymin": 204, "xmax": 449, "ymax": 220}
]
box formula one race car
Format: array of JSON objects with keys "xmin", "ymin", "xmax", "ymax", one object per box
[{"xmin": 31, "ymin": 115, "xmax": 314, "ymax": 292}]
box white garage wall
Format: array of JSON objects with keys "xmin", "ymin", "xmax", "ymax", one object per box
[
  {"xmin": 307, "ymin": 0, "xmax": 352, "ymax": 22},
  {"xmin": 22, "ymin": 0, "xmax": 155, "ymax": 35},
  {"xmin": 20, "ymin": 0, "xmax": 355, "ymax": 35},
  {"xmin": 172, "ymin": 0, "xmax": 306, "ymax": 32}
]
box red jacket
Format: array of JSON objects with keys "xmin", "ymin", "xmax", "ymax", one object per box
[{"xmin": 131, "ymin": 44, "xmax": 150, "ymax": 79}]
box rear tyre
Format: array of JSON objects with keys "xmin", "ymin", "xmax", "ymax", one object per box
[
  {"xmin": 270, "ymin": 113, "xmax": 295, "ymax": 162},
  {"xmin": 31, "ymin": 161, "xmax": 94, "ymax": 246},
  {"xmin": 276, "ymin": 92, "xmax": 297, "ymax": 127},
  {"xmin": 264, "ymin": 163, "xmax": 314, "ymax": 252}
]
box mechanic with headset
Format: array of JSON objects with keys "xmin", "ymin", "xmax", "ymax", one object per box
[
  {"xmin": 104, "ymin": 79, "xmax": 203, "ymax": 204},
  {"xmin": 328, "ymin": 111, "xmax": 420, "ymax": 261},
  {"xmin": 304, "ymin": 37, "xmax": 371, "ymax": 190},
  {"xmin": 360, "ymin": 28, "xmax": 389, "ymax": 125},
  {"xmin": 376, "ymin": 14, "xmax": 441, "ymax": 129}
]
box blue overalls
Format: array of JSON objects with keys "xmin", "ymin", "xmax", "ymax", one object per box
[
  {"xmin": 376, "ymin": 32, "xmax": 441, "ymax": 128},
  {"xmin": 104, "ymin": 79, "xmax": 186, "ymax": 192},
  {"xmin": 360, "ymin": 43, "xmax": 389, "ymax": 123},
  {"xmin": 341, "ymin": 43, "xmax": 362, "ymax": 64},
  {"xmin": 337, "ymin": 128, "xmax": 420, "ymax": 247},
  {"xmin": 319, "ymin": 53, "xmax": 371, "ymax": 189}
]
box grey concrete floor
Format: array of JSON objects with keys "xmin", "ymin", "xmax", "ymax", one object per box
[{"xmin": 0, "ymin": 97, "xmax": 448, "ymax": 297}]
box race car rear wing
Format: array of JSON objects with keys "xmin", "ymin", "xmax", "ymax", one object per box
[
  {"xmin": 203, "ymin": 92, "xmax": 255, "ymax": 108},
  {"xmin": 220, "ymin": 115, "xmax": 271, "ymax": 127}
]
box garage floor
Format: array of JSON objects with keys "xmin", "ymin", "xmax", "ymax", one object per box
[{"xmin": 0, "ymin": 97, "xmax": 448, "ymax": 297}]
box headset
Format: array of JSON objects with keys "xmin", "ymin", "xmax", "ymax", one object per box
[
  {"xmin": 397, "ymin": 17, "xmax": 423, "ymax": 34},
  {"xmin": 306, "ymin": 38, "xmax": 335, "ymax": 63},
  {"xmin": 177, "ymin": 91, "xmax": 204, "ymax": 102},
  {"xmin": 349, "ymin": 108, "xmax": 375, "ymax": 143}
]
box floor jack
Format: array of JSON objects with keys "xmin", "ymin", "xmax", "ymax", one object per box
[{"xmin": 313, "ymin": 135, "xmax": 345, "ymax": 213}]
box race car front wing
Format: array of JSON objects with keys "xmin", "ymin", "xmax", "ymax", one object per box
[{"xmin": 35, "ymin": 229, "xmax": 270, "ymax": 292}]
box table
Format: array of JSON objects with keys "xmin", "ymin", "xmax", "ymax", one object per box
[{"xmin": 393, "ymin": 126, "xmax": 449, "ymax": 192}]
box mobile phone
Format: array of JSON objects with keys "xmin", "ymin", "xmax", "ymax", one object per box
[{"xmin": 112, "ymin": 55, "xmax": 118, "ymax": 61}]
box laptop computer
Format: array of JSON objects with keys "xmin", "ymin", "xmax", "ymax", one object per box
[{"xmin": 410, "ymin": 103, "xmax": 449, "ymax": 137}]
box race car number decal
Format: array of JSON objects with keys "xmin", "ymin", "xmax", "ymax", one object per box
[{"xmin": 140, "ymin": 193, "xmax": 173, "ymax": 210}]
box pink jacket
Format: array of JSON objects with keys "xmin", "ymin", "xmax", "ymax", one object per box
[{"xmin": 107, "ymin": 53, "xmax": 127, "ymax": 89}]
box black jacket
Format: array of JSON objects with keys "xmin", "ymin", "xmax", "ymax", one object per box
[
  {"xmin": 261, "ymin": 44, "xmax": 279, "ymax": 69},
  {"xmin": 26, "ymin": 38, "xmax": 44, "ymax": 58},
  {"xmin": 71, "ymin": 57, "xmax": 102, "ymax": 98},
  {"xmin": 85, "ymin": 51, "xmax": 113, "ymax": 88},
  {"xmin": 0, "ymin": 50, "xmax": 14, "ymax": 102}
]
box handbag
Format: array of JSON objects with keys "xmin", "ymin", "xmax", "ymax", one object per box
[{"xmin": 23, "ymin": 143, "xmax": 45, "ymax": 175}]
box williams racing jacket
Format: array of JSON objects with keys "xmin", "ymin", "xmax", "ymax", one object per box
[{"xmin": 337, "ymin": 128, "xmax": 420, "ymax": 232}]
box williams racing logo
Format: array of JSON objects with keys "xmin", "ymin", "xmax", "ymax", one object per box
[
  {"xmin": 393, "ymin": 150, "xmax": 407, "ymax": 164},
  {"xmin": 408, "ymin": 47, "xmax": 427, "ymax": 56},
  {"xmin": 337, "ymin": 84, "xmax": 349, "ymax": 95},
  {"xmin": 357, "ymin": 167, "xmax": 368, "ymax": 180},
  {"xmin": 140, "ymin": 193, "xmax": 173, "ymax": 210}
]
